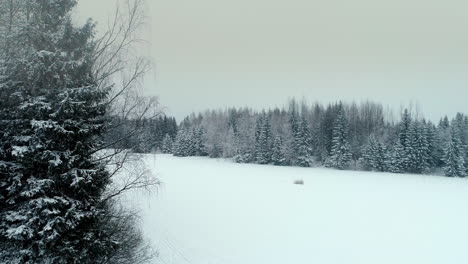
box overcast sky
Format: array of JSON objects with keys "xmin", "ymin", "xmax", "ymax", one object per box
[{"xmin": 76, "ymin": 0, "xmax": 468, "ymax": 122}]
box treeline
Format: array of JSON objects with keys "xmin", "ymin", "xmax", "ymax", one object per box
[
  {"xmin": 165, "ymin": 99, "xmax": 468, "ymax": 177},
  {"xmin": 105, "ymin": 115, "xmax": 178, "ymax": 153}
]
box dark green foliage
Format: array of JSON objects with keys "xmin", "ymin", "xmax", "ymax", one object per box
[{"xmin": 0, "ymin": 0, "xmax": 110, "ymax": 262}]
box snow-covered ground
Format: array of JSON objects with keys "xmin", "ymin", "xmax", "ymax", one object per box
[{"xmin": 127, "ymin": 154, "xmax": 468, "ymax": 264}]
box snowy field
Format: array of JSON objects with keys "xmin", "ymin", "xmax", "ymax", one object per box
[{"xmin": 126, "ymin": 154, "xmax": 468, "ymax": 264}]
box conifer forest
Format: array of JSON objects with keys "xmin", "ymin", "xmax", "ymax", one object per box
[
  {"xmin": 144, "ymin": 100, "xmax": 468, "ymax": 178},
  {"xmin": 2, "ymin": 0, "xmax": 468, "ymax": 263}
]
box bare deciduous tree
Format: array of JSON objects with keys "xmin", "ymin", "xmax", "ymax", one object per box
[
  {"xmin": 90, "ymin": 0, "xmax": 161, "ymax": 198},
  {"xmin": 81, "ymin": 0, "xmax": 161, "ymax": 262}
]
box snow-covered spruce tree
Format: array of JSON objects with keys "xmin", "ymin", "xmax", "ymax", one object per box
[
  {"xmin": 287, "ymin": 104, "xmax": 313, "ymax": 167},
  {"xmin": 439, "ymin": 115, "xmax": 450, "ymax": 130},
  {"xmin": 192, "ymin": 127, "xmax": 207, "ymax": 156},
  {"xmin": 0, "ymin": 1, "xmax": 153, "ymax": 263},
  {"xmin": 325, "ymin": 105, "xmax": 352, "ymax": 169},
  {"xmin": 173, "ymin": 129, "xmax": 189, "ymax": 156},
  {"xmin": 451, "ymin": 113, "xmax": 468, "ymax": 164},
  {"xmin": 405, "ymin": 121, "xmax": 430, "ymax": 173},
  {"xmin": 288, "ymin": 104, "xmax": 301, "ymax": 164},
  {"xmin": 443, "ymin": 127, "xmax": 466, "ymax": 177},
  {"xmin": 453, "ymin": 113, "xmax": 468, "ymax": 145},
  {"xmin": 399, "ymin": 108, "xmax": 412, "ymax": 149},
  {"xmin": 254, "ymin": 113, "xmax": 272, "ymax": 164},
  {"xmin": 234, "ymin": 144, "xmax": 253, "ymax": 163},
  {"xmin": 318, "ymin": 103, "xmax": 340, "ymax": 161},
  {"xmin": 233, "ymin": 114, "xmax": 256, "ymax": 163},
  {"xmin": 209, "ymin": 142, "xmax": 224, "ymax": 158},
  {"xmin": 161, "ymin": 133, "xmax": 174, "ymax": 154},
  {"xmin": 426, "ymin": 121, "xmax": 443, "ymax": 168},
  {"xmin": 233, "ymin": 132, "xmax": 254, "ymax": 163},
  {"xmin": 294, "ymin": 117, "xmax": 314, "ymax": 167},
  {"xmin": 220, "ymin": 125, "xmax": 237, "ymax": 158},
  {"xmin": 172, "ymin": 126, "xmax": 207, "ymax": 157},
  {"xmin": 360, "ymin": 135, "xmax": 387, "ymax": 172},
  {"xmin": 385, "ymin": 142, "xmax": 407, "ymax": 173},
  {"xmin": 185, "ymin": 129, "xmax": 196, "ymax": 156},
  {"xmin": 271, "ymin": 136, "xmax": 286, "ymax": 166},
  {"xmin": 393, "ymin": 109, "xmax": 412, "ymax": 172}
]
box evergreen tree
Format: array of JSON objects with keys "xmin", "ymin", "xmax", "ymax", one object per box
[
  {"xmin": 161, "ymin": 133, "xmax": 174, "ymax": 154},
  {"xmin": 173, "ymin": 129, "xmax": 188, "ymax": 156},
  {"xmin": 386, "ymin": 142, "xmax": 407, "ymax": 173},
  {"xmin": 172, "ymin": 126, "xmax": 207, "ymax": 157},
  {"xmin": 361, "ymin": 135, "xmax": 387, "ymax": 172},
  {"xmin": 254, "ymin": 113, "xmax": 272, "ymax": 164},
  {"xmin": 439, "ymin": 115, "xmax": 450, "ymax": 130},
  {"xmin": 289, "ymin": 102, "xmax": 300, "ymax": 137},
  {"xmin": 185, "ymin": 128, "xmax": 196, "ymax": 156},
  {"xmin": 294, "ymin": 118, "xmax": 313, "ymax": 167},
  {"xmin": 132, "ymin": 119, "xmax": 154, "ymax": 153},
  {"xmin": 399, "ymin": 109, "xmax": 412, "ymax": 148},
  {"xmin": 233, "ymin": 114, "xmax": 255, "ymax": 163},
  {"xmin": 193, "ymin": 127, "xmax": 207, "ymax": 156},
  {"xmin": 233, "ymin": 146, "xmax": 253, "ymax": 163},
  {"xmin": 209, "ymin": 143, "xmax": 224, "ymax": 158},
  {"xmin": 325, "ymin": 106, "xmax": 352, "ymax": 169},
  {"xmin": 0, "ymin": 1, "xmax": 143, "ymax": 262},
  {"xmin": 145, "ymin": 115, "xmax": 178, "ymax": 151},
  {"xmin": 405, "ymin": 121, "xmax": 430, "ymax": 173},
  {"xmin": 271, "ymin": 136, "xmax": 286, "ymax": 165},
  {"xmin": 318, "ymin": 104, "xmax": 339, "ymax": 161},
  {"xmin": 453, "ymin": 113, "xmax": 468, "ymax": 146},
  {"xmin": 451, "ymin": 113, "xmax": 468, "ymax": 163},
  {"xmin": 233, "ymin": 130, "xmax": 254, "ymax": 163},
  {"xmin": 443, "ymin": 127, "xmax": 466, "ymax": 177},
  {"xmin": 288, "ymin": 108, "xmax": 314, "ymax": 167},
  {"xmin": 426, "ymin": 122, "xmax": 443, "ymax": 167}
]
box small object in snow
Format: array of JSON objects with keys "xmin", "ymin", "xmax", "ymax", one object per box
[{"xmin": 293, "ymin": 179, "xmax": 304, "ymax": 185}]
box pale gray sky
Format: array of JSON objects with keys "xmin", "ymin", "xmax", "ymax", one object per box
[{"xmin": 76, "ymin": 0, "xmax": 468, "ymax": 121}]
